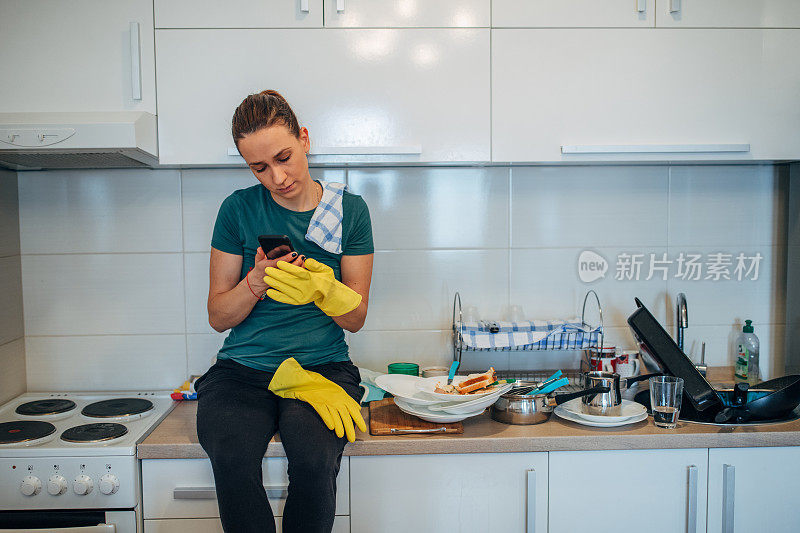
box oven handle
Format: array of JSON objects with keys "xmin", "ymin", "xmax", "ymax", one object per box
[
  {"xmin": 174, "ymin": 485, "xmax": 289, "ymax": 499},
  {"xmin": 1, "ymin": 526, "xmax": 114, "ymax": 532}
]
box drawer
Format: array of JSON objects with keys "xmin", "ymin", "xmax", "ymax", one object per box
[
  {"xmin": 142, "ymin": 457, "xmax": 349, "ymax": 519},
  {"xmin": 145, "ymin": 516, "xmax": 350, "ymax": 532}
]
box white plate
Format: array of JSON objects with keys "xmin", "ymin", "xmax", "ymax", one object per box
[
  {"xmin": 560, "ymin": 398, "xmax": 647, "ymax": 423},
  {"xmin": 428, "ymin": 389, "xmax": 510, "ymax": 414},
  {"xmin": 415, "ymin": 376, "xmax": 512, "ymax": 402},
  {"xmin": 553, "ymin": 405, "xmax": 648, "ymax": 427},
  {"xmin": 374, "ymin": 374, "xmax": 440, "ymax": 406},
  {"xmin": 393, "ymin": 397, "xmax": 486, "ymax": 424}
]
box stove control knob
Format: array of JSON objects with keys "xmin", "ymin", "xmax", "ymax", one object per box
[
  {"xmin": 73, "ymin": 475, "xmax": 93, "ymax": 495},
  {"xmin": 20, "ymin": 476, "xmax": 42, "ymax": 496},
  {"xmin": 47, "ymin": 475, "xmax": 68, "ymax": 495},
  {"xmin": 99, "ymin": 474, "xmax": 119, "ymax": 495}
]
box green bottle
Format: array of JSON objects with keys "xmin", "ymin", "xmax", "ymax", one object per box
[{"xmin": 734, "ymin": 320, "xmax": 760, "ymax": 383}]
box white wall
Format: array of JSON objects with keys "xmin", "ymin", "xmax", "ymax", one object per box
[
  {"xmin": 0, "ymin": 168, "xmax": 25, "ymax": 402},
  {"xmin": 17, "ymin": 164, "xmax": 788, "ymax": 390}
]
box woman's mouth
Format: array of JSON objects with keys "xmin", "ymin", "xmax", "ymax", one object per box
[{"xmin": 277, "ymin": 183, "xmax": 295, "ymax": 193}]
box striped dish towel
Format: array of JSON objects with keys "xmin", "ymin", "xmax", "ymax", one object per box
[
  {"xmin": 305, "ymin": 181, "xmax": 347, "ymax": 254},
  {"xmin": 459, "ymin": 319, "xmax": 601, "ymax": 350}
]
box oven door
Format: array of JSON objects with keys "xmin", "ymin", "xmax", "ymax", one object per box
[{"xmin": 0, "ymin": 510, "xmax": 136, "ymax": 532}]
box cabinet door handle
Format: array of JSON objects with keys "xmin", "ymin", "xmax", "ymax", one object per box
[
  {"xmin": 300, "ymin": 0, "xmax": 309, "ymax": 13},
  {"xmin": 174, "ymin": 484, "xmax": 289, "ymax": 500},
  {"xmin": 336, "ymin": 0, "xmax": 345, "ymax": 12},
  {"xmin": 670, "ymin": 0, "xmax": 681, "ymax": 13},
  {"xmin": 637, "ymin": 0, "xmax": 646, "ymax": 13},
  {"xmin": 561, "ymin": 144, "xmax": 750, "ymax": 154},
  {"xmin": 526, "ymin": 469, "xmax": 536, "ymax": 533},
  {"xmin": 722, "ymin": 464, "xmax": 735, "ymax": 533},
  {"xmin": 687, "ymin": 465, "xmax": 698, "ymax": 533},
  {"xmin": 129, "ymin": 22, "xmax": 142, "ymax": 101},
  {"xmin": 228, "ymin": 146, "xmax": 422, "ymax": 158}
]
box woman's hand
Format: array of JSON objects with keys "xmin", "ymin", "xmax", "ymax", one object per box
[{"xmin": 247, "ymin": 247, "xmax": 304, "ymax": 296}]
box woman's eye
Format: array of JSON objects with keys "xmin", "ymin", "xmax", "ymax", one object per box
[
  {"xmin": 256, "ymin": 166, "xmax": 266, "ymax": 173},
  {"xmin": 278, "ymin": 156, "xmax": 290, "ymax": 163}
]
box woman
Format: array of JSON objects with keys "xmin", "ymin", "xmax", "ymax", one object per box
[{"xmin": 194, "ymin": 90, "xmax": 374, "ymax": 533}]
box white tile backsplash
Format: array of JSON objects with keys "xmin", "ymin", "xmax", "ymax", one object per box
[
  {"xmin": 22, "ymin": 253, "xmax": 185, "ymax": 336},
  {"xmin": 25, "ymin": 335, "xmax": 187, "ymax": 391},
  {"xmin": 14, "ymin": 164, "xmax": 788, "ymax": 388},
  {"xmin": 511, "ymin": 165, "xmax": 669, "ymax": 248},
  {"xmin": 19, "ymin": 169, "xmax": 183, "ymax": 254},
  {"xmin": 348, "ymin": 167, "xmax": 509, "ymax": 250},
  {"xmin": 668, "ymin": 165, "xmax": 785, "ymax": 248},
  {"xmin": 364, "ymin": 249, "xmax": 509, "ymax": 331}
]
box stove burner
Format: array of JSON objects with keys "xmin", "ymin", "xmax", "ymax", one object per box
[
  {"xmin": 15, "ymin": 399, "xmax": 76, "ymax": 416},
  {"xmin": 0, "ymin": 421, "xmax": 57, "ymax": 444},
  {"xmin": 81, "ymin": 398, "xmax": 153, "ymax": 418},
  {"xmin": 61, "ymin": 423, "xmax": 128, "ymax": 443}
]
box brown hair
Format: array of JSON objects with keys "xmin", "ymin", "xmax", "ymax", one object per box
[{"xmin": 231, "ymin": 90, "xmax": 300, "ymax": 147}]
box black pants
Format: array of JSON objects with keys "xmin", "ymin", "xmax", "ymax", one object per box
[{"xmin": 195, "ymin": 358, "xmax": 362, "ymax": 533}]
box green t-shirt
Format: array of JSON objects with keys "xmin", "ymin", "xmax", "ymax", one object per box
[{"xmin": 210, "ymin": 181, "xmax": 373, "ymax": 371}]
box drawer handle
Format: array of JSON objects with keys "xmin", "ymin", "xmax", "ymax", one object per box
[
  {"xmin": 174, "ymin": 485, "xmax": 289, "ymax": 500},
  {"xmin": 300, "ymin": 0, "xmax": 309, "ymax": 13},
  {"xmin": 722, "ymin": 464, "xmax": 735, "ymax": 533},
  {"xmin": 687, "ymin": 465, "xmax": 698, "ymax": 533},
  {"xmin": 637, "ymin": 0, "xmax": 646, "ymax": 13},
  {"xmin": 526, "ymin": 469, "xmax": 536, "ymax": 533},
  {"xmin": 561, "ymin": 144, "xmax": 750, "ymax": 154},
  {"xmin": 670, "ymin": 0, "xmax": 681, "ymax": 13},
  {"xmin": 336, "ymin": 0, "xmax": 345, "ymax": 12}
]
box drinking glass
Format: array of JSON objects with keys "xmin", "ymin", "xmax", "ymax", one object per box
[{"xmin": 649, "ymin": 376, "xmax": 684, "ymax": 429}]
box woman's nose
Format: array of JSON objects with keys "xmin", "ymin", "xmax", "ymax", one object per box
[{"xmin": 272, "ymin": 167, "xmax": 287, "ymax": 185}]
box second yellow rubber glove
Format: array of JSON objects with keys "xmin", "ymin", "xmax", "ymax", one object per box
[
  {"xmin": 264, "ymin": 258, "xmax": 362, "ymax": 317},
  {"xmin": 268, "ymin": 357, "xmax": 366, "ymax": 442}
]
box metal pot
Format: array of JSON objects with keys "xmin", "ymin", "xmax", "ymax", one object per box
[
  {"xmin": 491, "ymin": 385, "xmax": 610, "ymax": 425},
  {"xmin": 581, "ymin": 371, "xmax": 659, "ymax": 416}
]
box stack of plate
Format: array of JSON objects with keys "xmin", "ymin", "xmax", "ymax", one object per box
[
  {"xmin": 553, "ymin": 398, "xmax": 648, "ymax": 427},
  {"xmin": 374, "ymin": 374, "xmax": 513, "ymax": 423}
]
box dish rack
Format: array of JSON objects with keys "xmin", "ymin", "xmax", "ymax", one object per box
[{"xmin": 451, "ymin": 290, "xmax": 605, "ymax": 379}]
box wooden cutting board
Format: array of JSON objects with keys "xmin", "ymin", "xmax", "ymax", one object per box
[{"xmin": 368, "ymin": 398, "xmax": 464, "ymax": 435}]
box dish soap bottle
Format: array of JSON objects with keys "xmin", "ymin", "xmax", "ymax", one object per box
[{"xmin": 734, "ymin": 320, "xmax": 760, "ymax": 384}]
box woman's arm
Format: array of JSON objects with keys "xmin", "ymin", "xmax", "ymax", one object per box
[
  {"xmin": 331, "ymin": 253, "xmax": 374, "ymax": 333},
  {"xmin": 207, "ymin": 247, "xmax": 302, "ymax": 332}
]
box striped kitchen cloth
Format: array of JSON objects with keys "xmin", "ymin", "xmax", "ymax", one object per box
[
  {"xmin": 305, "ymin": 181, "xmax": 347, "ymax": 254},
  {"xmin": 459, "ymin": 320, "xmax": 601, "ymax": 350}
]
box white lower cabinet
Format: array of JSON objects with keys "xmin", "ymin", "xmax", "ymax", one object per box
[
  {"xmin": 549, "ymin": 449, "xmax": 708, "ymax": 533},
  {"xmin": 141, "ymin": 457, "xmax": 349, "ymax": 523},
  {"xmin": 707, "ymin": 447, "xmax": 800, "ymax": 533},
  {"xmin": 144, "ymin": 516, "xmax": 350, "ymax": 532},
  {"xmin": 350, "ymin": 452, "xmax": 547, "ymax": 533}
]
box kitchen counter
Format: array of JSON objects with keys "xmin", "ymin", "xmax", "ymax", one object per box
[{"xmin": 137, "ymin": 367, "xmax": 800, "ymax": 459}]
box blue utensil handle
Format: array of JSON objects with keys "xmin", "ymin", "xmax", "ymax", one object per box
[{"xmin": 447, "ymin": 361, "xmax": 460, "ymax": 385}]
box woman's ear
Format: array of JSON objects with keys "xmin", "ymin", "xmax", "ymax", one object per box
[{"xmin": 299, "ymin": 127, "xmax": 310, "ymax": 154}]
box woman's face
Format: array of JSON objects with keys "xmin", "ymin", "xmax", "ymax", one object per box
[{"xmin": 237, "ymin": 124, "xmax": 312, "ymax": 199}]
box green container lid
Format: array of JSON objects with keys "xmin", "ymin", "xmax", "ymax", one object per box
[
  {"xmin": 743, "ymin": 319, "xmax": 754, "ymax": 333},
  {"xmin": 387, "ymin": 362, "xmax": 419, "ymax": 376}
]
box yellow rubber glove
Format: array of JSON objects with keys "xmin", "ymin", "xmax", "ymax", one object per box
[
  {"xmin": 264, "ymin": 258, "xmax": 362, "ymax": 317},
  {"xmin": 268, "ymin": 358, "xmax": 366, "ymax": 442}
]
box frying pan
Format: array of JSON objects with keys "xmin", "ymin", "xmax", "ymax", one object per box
[{"xmin": 715, "ymin": 376, "xmax": 800, "ymax": 423}]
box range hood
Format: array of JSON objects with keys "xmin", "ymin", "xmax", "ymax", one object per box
[{"xmin": 0, "ymin": 111, "xmax": 157, "ymax": 170}]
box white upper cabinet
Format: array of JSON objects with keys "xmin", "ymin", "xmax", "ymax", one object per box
[
  {"xmin": 549, "ymin": 449, "xmax": 708, "ymax": 533},
  {"xmin": 492, "ymin": 29, "xmax": 800, "ymax": 162},
  {"xmin": 492, "ymin": 0, "xmax": 655, "ymax": 28},
  {"xmin": 656, "ymin": 0, "xmax": 800, "ymax": 28},
  {"xmin": 0, "ymin": 0, "xmax": 155, "ymax": 113},
  {"xmin": 156, "ymin": 29, "xmax": 490, "ymax": 165},
  {"xmin": 154, "ymin": 0, "xmax": 323, "ymax": 29},
  {"xmin": 323, "ymin": 0, "xmax": 490, "ymax": 28},
  {"xmin": 707, "ymin": 447, "xmax": 800, "ymax": 533}
]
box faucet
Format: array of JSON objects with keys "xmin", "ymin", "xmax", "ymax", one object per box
[{"xmin": 676, "ymin": 293, "xmax": 688, "ymax": 353}]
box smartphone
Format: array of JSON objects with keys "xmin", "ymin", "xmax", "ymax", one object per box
[{"xmin": 258, "ymin": 234, "xmax": 295, "ymax": 260}]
